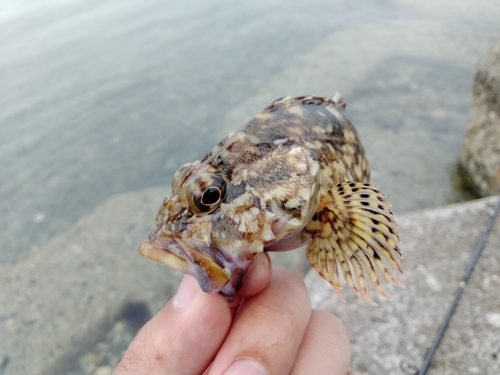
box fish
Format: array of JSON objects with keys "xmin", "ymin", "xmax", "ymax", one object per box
[{"xmin": 139, "ymin": 94, "xmax": 404, "ymax": 305}]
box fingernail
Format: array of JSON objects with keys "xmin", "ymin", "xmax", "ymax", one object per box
[
  {"xmin": 223, "ymin": 359, "xmax": 269, "ymax": 375},
  {"xmin": 173, "ymin": 274, "xmax": 198, "ymax": 310}
]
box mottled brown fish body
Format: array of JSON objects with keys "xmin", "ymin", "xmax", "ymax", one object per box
[
  {"xmin": 140, "ymin": 95, "xmax": 403, "ymax": 304},
  {"xmin": 205, "ymin": 96, "xmax": 370, "ymax": 195}
]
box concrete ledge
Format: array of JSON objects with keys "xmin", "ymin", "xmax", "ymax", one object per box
[{"xmin": 306, "ymin": 195, "xmax": 500, "ymax": 374}]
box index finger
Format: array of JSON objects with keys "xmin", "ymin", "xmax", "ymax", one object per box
[
  {"xmin": 208, "ymin": 267, "xmax": 312, "ymax": 375},
  {"xmin": 290, "ymin": 309, "xmax": 352, "ymax": 375}
]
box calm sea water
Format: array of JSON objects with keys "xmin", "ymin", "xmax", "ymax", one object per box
[{"xmin": 2, "ymin": 0, "xmax": 500, "ymax": 271}]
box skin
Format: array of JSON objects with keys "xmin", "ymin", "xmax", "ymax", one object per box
[{"xmin": 114, "ymin": 253, "xmax": 362, "ymax": 375}]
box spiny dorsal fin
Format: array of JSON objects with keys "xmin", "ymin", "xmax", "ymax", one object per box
[
  {"xmin": 305, "ymin": 182, "xmax": 404, "ymax": 305},
  {"xmin": 264, "ymin": 95, "xmax": 346, "ymax": 112}
]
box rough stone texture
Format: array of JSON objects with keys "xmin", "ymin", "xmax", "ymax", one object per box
[
  {"xmin": 461, "ymin": 39, "xmax": 500, "ymax": 197},
  {"xmin": 306, "ymin": 196, "xmax": 500, "ymax": 375}
]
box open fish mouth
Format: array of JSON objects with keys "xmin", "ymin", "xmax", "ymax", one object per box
[{"xmin": 138, "ymin": 233, "xmax": 232, "ymax": 296}]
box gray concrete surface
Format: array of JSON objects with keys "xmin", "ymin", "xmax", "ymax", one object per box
[
  {"xmin": 306, "ymin": 195, "xmax": 500, "ymax": 375},
  {"xmin": 1, "ymin": 188, "xmax": 499, "ymax": 374}
]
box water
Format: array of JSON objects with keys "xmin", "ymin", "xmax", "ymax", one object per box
[
  {"xmin": 2, "ymin": 0, "xmax": 499, "ymax": 272},
  {"xmin": 1, "ymin": 1, "xmax": 500, "ymax": 373},
  {"xmin": 0, "ymin": 0, "xmax": 408, "ymax": 269}
]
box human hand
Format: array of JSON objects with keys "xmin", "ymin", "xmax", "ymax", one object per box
[{"xmin": 114, "ymin": 252, "xmax": 361, "ymax": 375}]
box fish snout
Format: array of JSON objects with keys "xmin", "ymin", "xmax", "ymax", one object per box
[{"xmin": 139, "ymin": 234, "xmax": 233, "ymax": 299}]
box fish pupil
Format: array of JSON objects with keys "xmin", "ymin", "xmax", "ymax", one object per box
[{"xmin": 202, "ymin": 187, "xmax": 221, "ymax": 205}]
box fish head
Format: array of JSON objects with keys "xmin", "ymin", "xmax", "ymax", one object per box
[
  {"xmin": 140, "ymin": 160, "xmax": 242, "ymax": 299},
  {"xmin": 140, "ymin": 128, "xmax": 323, "ymax": 301}
]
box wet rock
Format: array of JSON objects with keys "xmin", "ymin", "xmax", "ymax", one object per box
[{"xmin": 461, "ymin": 39, "xmax": 500, "ymax": 196}]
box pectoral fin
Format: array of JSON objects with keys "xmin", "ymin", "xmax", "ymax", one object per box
[{"xmin": 305, "ymin": 182, "xmax": 404, "ymax": 305}]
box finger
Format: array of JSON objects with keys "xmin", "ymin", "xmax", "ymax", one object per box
[
  {"xmin": 290, "ymin": 309, "xmax": 352, "ymax": 375},
  {"xmin": 208, "ymin": 267, "xmax": 312, "ymax": 375},
  {"xmin": 229, "ymin": 252, "xmax": 272, "ymax": 309},
  {"xmin": 114, "ymin": 275, "xmax": 231, "ymax": 375}
]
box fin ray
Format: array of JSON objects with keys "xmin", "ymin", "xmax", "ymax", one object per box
[{"xmin": 305, "ymin": 182, "xmax": 404, "ymax": 303}]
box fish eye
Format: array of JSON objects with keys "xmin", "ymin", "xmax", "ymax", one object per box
[
  {"xmin": 201, "ymin": 187, "xmax": 222, "ymax": 206},
  {"xmin": 187, "ymin": 173, "xmax": 227, "ymax": 215}
]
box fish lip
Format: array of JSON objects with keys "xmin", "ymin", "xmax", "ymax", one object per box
[
  {"xmin": 138, "ymin": 240, "xmax": 190, "ymax": 273},
  {"xmin": 140, "ymin": 230, "xmax": 232, "ymax": 295}
]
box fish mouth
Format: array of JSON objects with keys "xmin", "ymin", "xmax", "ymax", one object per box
[{"xmin": 138, "ymin": 232, "xmax": 232, "ymax": 295}]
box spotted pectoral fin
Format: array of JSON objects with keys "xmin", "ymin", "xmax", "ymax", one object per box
[{"xmin": 305, "ymin": 182, "xmax": 404, "ymax": 305}]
